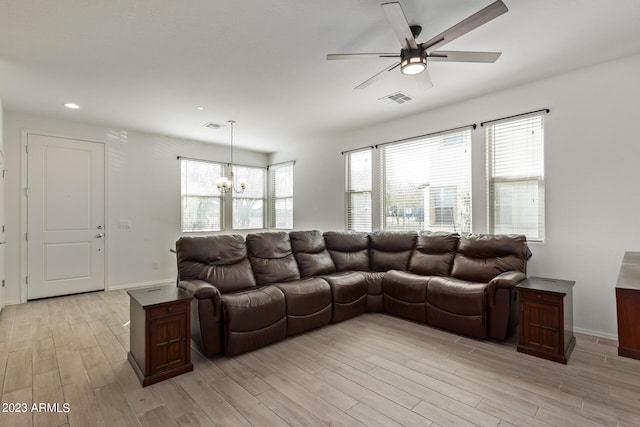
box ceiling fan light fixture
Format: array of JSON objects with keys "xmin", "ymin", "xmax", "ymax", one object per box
[{"xmin": 400, "ymin": 49, "xmax": 426, "ymax": 75}]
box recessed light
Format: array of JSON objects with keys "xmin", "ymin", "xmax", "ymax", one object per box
[
  {"xmin": 64, "ymin": 103, "xmax": 80, "ymax": 109},
  {"xmin": 196, "ymin": 106, "xmax": 204, "ymax": 111}
]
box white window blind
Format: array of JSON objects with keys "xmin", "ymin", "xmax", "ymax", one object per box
[
  {"xmin": 346, "ymin": 149, "xmax": 372, "ymax": 232},
  {"xmin": 381, "ymin": 128, "xmax": 472, "ymax": 233},
  {"xmin": 232, "ymin": 165, "xmax": 266, "ymax": 230},
  {"xmin": 487, "ymin": 113, "xmax": 545, "ymax": 241},
  {"xmin": 268, "ymin": 162, "xmax": 294, "ymax": 229},
  {"xmin": 181, "ymin": 158, "xmax": 224, "ymax": 232}
]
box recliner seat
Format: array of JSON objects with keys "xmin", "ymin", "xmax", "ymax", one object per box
[{"xmin": 247, "ymin": 232, "xmax": 333, "ymax": 337}]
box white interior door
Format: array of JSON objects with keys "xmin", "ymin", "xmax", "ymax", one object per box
[
  {"xmin": 27, "ymin": 134, "xmax": 105, "ymax": 299},
  {"xmin": 0, "ymin": 148, "xmax": 5, "ymax": 311}
]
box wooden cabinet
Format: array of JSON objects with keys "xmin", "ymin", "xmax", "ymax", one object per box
[
  {"xmin": 517, "ymin": 277, "xmax": 575, "ymax": 364},
  {"xmin": 616, "ymin": 252, "xmax": 640, "ymax": 360},
  {"xmin": 128, "ymin": 286, "xmax": 193, "ymax": 386}
]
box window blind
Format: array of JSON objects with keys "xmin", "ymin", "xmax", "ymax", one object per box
[
  {"xmin": 381, "ymin": 128, "xmax": 472, "ymax": 232},
  {"xmin": 232, "ymin": 165, "xmax": 266, "ymax": 230},
  {"xmin": 180, "ymin": 159, "xmax": 224, "ymax": 232},
  {"xmin": 268, "ymin": 162, "xmax": 294, "ymax": 229},
  {"xmin": 487, "ymin": 113, "xmax": 545, "ymax": 240},
  {"xmin": 346, "ymin": 149, "xmax": 372, "ymax": 232}
]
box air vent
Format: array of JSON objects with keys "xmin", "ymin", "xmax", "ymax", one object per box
[
  {"xmin": 378, "ymin": 91, "xmax": 413, "ymax": 105},
  {"xmin": 203, "ymin": 122, "xmax": 226, "ymax": 129}
]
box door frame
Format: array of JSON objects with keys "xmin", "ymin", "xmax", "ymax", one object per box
[{"xmin": 20, "ymin": 129, "xmax": 109, "ymax": 303}]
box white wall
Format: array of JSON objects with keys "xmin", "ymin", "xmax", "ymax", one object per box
[
  {"xmin": 0, "ymin": 96, "xmax": 5, "ymax": 311},
  {"xmin": 271, "ymin": 52, "xmax": 640, "ymax": 339},
  {"xmin": 3, "ymin": 112, "xmax": 268, "ymax": 305}
]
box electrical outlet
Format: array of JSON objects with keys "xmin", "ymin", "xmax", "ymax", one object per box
[
  {"xmin": 152, "ymin": 261, "xmax": 159, "ymax": 269},
  {"xmin": 118, "ymin": 220, "xmax": 131, "ymax": 229}
]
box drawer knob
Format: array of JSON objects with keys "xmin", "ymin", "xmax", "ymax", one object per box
[
  {"xmin": 167, "ymin": 306, "xmax": 173, "ymax": 312},
  {"xmin": 537, "ymin": 294, "xmax": 542, "ymax": 299}
]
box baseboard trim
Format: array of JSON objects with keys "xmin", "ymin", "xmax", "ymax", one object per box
[
  {"xmin": 574, "ymin": 326, "xmax": 618, "ymax": 341},
  {"xmin": 107, "ymin": 279, "xmax": 175, "ymax": 291}
]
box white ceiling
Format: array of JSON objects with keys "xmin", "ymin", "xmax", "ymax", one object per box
[{"xmin": 1, "ymin": 1, "xmax": 640, "ymax": 153}]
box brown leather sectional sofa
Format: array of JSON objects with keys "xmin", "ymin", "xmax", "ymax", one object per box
[{"xmin": 176, "ymin": 230, "xmax": 528, "ymax": 357}]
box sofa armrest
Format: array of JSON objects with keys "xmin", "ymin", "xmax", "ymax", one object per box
[
  {"xmin": 178, "ymin": 279, "xmax": 224, "ymax": 356},
  {"xmin": 178, "ymin": 279, "xmax": 221, "ymax": 300},
  {"xmin": 487, "ymin": 271, "xmax": 525, "ymax": 341},
  {"xmin": 489, "ymin": 271, "xmax": 526, "ymax": 289}
]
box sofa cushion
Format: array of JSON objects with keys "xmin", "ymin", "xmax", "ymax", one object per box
[
  {"xmin": 273, "ymin": 277, "xmax": 332, "ymax": 335},
  {"xmin": 408, "ymin": 231, "xmax": 459, "ymax": 276},
  {"xmin": 451, "ymin": 234, "xmax": 527, "ymax": 283},
  {"xmin": 324, "ymin": 231, "xmax": 370, "ymax": 271},
  {"xmin": 222, "ymin": 285, "xmax": 286, "ymax": 332},
  {"xmin": 222, "ymin": 285, "xmax": 287, "ymax": 356},
  {"xmin": 369, "ymin": 231, "xmax": 417, "ymax": 272},
  {"xmin": 290, "ymin": 230, "xmax": 336, "ymax": 277},
  {"xmin": 426, "ymin": 277, "xmax": 487, "ymax": 316},
  {"xmin": 322, "ymin": 272, "xmax": 366, "ymax": 304},
  {"xmin": 382, "ymin": 271, "xmax": 429, "ymax": 323},
  {"xmin": 176, "ymin": 235, "xmax": 256, "ymax": 293},
  {"xmin": 382, "ymin": 270, "xmax": 429, "ymax": 303},
  {"xmin": 273, "ymin": 278, "xmax": 332, "ymax": 316},
  {"xmin": 360, "ymin": 271, "xmax": 386, "ymax": 312},
  {"xmin": 246, "ymin": 232, "xmax": 301, "ymax": 286}
]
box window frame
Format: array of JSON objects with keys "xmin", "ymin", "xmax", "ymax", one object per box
[
  {"xmin": 231, "ymin": 164, "xmax": 267, "ymax": 231},
  {"xmin": 379, "ymin": 127, "xmax": 472, "ymax": 233},
  {"xmin": 268, "ymin": 161, "xmax": 294, "ymax": 230},
  {"xmin": 180, "ymin": 158, "xmax": 225, "ymax": 233},
  {"xmin": 345, "ymin": 148, "xmax": 373, "ymax": 232},
  {"xmin": 486, "ymin": 113, "xmax": 545, "ymax": 241}
]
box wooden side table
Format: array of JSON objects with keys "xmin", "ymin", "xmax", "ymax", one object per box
[
  {"xmin": 517, "ymin": 277, "xmax": 575, "ymax": 364},
  {"xmin": 127, "ymin": 286, "xmax": 194, "ymax": 386},
  {"xmin": 615, "ymin": 251, "xmax": 640, "ymax": 360}
]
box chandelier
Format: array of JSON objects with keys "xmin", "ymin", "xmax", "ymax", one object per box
[{"xmin": 216, "ymin": 120, "xmax": 247, "ymax": 193}]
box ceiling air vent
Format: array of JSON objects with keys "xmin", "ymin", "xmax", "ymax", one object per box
[
  {"xmin": 203, "ymin": 122, "xmax": 225, "ymax": 129},
  {"xmin": 378, "ymin": 91, "xmax": 413, "ymax": 105}
]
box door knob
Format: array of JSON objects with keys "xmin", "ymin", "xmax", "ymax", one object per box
[{"xmin": 96, "ymin": 233, "xmax": 104, "ymax": 238}]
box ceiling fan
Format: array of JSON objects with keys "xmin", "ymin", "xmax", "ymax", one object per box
[{"xmin": 327, "ymin": 0, "xmax": 508, "ymax": 90}]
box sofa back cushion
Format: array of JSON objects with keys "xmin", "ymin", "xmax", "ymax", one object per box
[
  {"xmin": 176, "ymin": 235, "xmax": 256, "ymax": 293},
  {"xmin": 369, "ymin": 231, "xmax": 417, "ymax": 272},
  {"xmin": 408, "ymin": 231, "xmax": 459, "ymax": 276},
  {"xmin": 290, "ymin": 230, "xmax": 336, "ymax": 277},
  {"xmin": 323, "ymin": 231, "xmax": 370, "ymax": 271},
  {"xmin": 451, "ymin": 234, "xmax": 527, "ymax": 283},
  {"xmin": 246, "ymin": 232, "xmax": 301, "ymax": 285}
]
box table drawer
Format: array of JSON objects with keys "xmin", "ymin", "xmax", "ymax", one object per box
[
  {"xmin": 521, "ymin": 289, "xmax": 560, "ymax": 304},
  {"xmin": 148, "ymin": 301, "xmax": 187, "ymax": 319}
]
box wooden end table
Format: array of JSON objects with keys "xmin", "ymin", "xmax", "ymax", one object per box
[
  {"xmin": 517, "ymin": 277, "xmax": 575, "ymax": 364},
  {"xmin": 616, "ymin": 251, "xmax": 640, "ymax": 360},
  {"xmin": 127, "ymin": 285, "xmax": 193, "ymax": 386}
]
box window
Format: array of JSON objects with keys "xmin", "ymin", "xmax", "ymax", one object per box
[
  {"xmin": 381, "ymin": 128, "xmax": 472, "ymax": 233},
  {"xmin": 268, "ymin": 162, "xmax": 294, "ymax": 229},
  {"xmin": 180, "ymin": 159, "xmax": 224, "ymax": 232},
  {"xmin": 431, "ymin": 186, "xmax": 456, "ymax": 226},
  {"xmin": 232, "ymin": 165, "xmax": 266, "ymax": 230},
  {"xmin": 345, "ymin": 149, "xmax": 372, "ymax": 232},
  {"xmin": 487, "ymin": 113, "xmax": 545, "ymax": 240}
]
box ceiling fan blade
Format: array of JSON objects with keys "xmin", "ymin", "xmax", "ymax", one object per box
[
  {"xmin": 428, "ymin": 51, "xmax": 501, "ymax": 63},
  {"xmin": 355, "ymin": 62, "xmax": 401, "ymax": 90},
  {"xmin": 327, "ymin": 53, "xmax": 400, "ymax": 60},
  {"xmin": 382, "ymin": 2, "xmax": 418, "ymax": 49},
  {"xmin": 415, "ymin": 69, "xmax": 433, "ymax": 90},
  {"xmin": 421, "ymin": 0, "xmax": 508, "ymax": 52}
]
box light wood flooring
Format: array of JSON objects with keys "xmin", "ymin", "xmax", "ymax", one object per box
[{"xmin": 1, "ymin": 289, "xmax": 640, "ymax": 427}]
